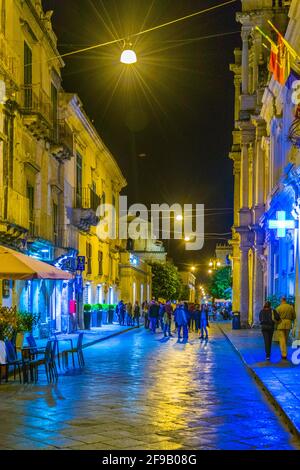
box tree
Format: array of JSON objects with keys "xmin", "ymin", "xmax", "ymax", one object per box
[
  {"xmin": 179, "ymin": 284, "xmax": 190, "ymax": 301},
  {"xmin": 208, "ymin": 266, "xmax": 232, "ymax": 300},
  {"xmin": 150, "ymin": 262, "xmax": 182, "ymax": 301}
]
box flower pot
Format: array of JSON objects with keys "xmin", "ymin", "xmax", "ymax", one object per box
[{"xmin": 83, "ymin": 311, "xmax": 91, "ymax": 330}]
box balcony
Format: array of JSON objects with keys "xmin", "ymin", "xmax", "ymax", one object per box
[
  {"xmin": 0, "ymin": 189, "xmax": 30, "ymax": 245},
  {"xmin": 57, "ymin": 225, "xmax": 78, "ymax": 250},
  {"xmin": 51, "ymin": 120, "xmax": 74, "ymax": 162},
  {"xmin": 19, "ymin": 84, "xmax": 53, "ymax": 140},
  {"xmin": 20, "ymin": 132, "xmax": 42, "ymax": 172},
  {"xmin": 28, "ymin": 210, "xmax": 53, "ymax": 243},
  {"xmin": 0, "ymin": 33, "xmax": 19, "ymax": 85},
  {"xmin": 71, "ymin": 187, "xmax": 100, "ymax": 232}
]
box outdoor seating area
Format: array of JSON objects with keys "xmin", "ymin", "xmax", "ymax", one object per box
[{"xmin": 0, "ymin": 307, "xmax": 85, "ymax": 385}]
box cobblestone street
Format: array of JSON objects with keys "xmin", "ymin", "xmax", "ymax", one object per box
[{"xmin": 0, "ymin": 326, "xmax": 299, "ymax": 450}]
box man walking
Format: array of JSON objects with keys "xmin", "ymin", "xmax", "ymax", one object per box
[
  {"xmin": 148, "ymin": 300, "xmax": 159, "ymax": 333},
  {"xmin": 275, "ymin": 297, "xmax": 296, "ymax": 361},
  {"xmin": 174, "ymin": 303, "xmax": 188, "ymax": 340},
  {"xmin": 133, "ymin": 301, "xmax": 140, "ymax": 327},
  {"xmin": 163, "ymin": 301, "xmax": 173, "ymax": 337}
]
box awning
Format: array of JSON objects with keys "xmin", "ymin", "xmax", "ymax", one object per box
[{"xmin": 0, "ymin": 246, "xmax": 74, "ymax": 280}]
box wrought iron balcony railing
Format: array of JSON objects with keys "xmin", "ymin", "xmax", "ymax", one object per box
[
  {"xmin": 0, "ymin": 33, "xmax": 18, "ymax": 83},
  {"xmin": 19, "ymin": 84, "xmax": 53, "ymax": 127}
]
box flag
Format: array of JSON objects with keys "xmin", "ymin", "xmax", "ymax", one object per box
[
  {"xmin": 286, "ymin": 67, "xmax": 300, "ymax": 90},
  {"xmin": 269, "ymin": 34, "xmax": 290, "ymax": 85}
]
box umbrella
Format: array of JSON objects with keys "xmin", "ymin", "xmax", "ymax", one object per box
[{"xmin": 0, "ymin": 246, "xmax": 74, "ymax": 280}]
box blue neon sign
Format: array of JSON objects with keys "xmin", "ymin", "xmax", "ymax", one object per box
[{"xmin": 268, "ymin": 211, "xmax": 295, "ymax": 238}]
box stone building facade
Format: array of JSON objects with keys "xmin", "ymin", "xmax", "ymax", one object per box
[
  {"xmin": 229, "ymin": 0, "xmax": 300, "ymax": 334},
  {"xmin": 0, "ymin": 0, "xmax": 128, "ymax": 332}
]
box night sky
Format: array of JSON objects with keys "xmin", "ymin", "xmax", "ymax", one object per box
[{"xmin": 43, "ymin": 0, "xmax": 241, "ymax": 277}]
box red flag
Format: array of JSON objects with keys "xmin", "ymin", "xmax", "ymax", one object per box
[{"xmin": 269, "ymin": 34, "xmax": 290, "ymax": 85}]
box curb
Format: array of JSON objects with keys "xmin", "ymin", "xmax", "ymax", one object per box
[
  {"xmin": 82, "ymin": 325, "xmax": 139, "ymax": 349},
  {"xmin": 218, "ymin": 324, "xmax": 300, "ymax": 440}
]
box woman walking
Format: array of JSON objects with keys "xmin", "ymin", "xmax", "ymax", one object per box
[{"xmin": 259, "ymin": 301, "xmax": 279, "ymax": 361}]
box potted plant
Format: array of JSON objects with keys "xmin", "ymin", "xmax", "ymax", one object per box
[
  {"xmin": 93, "ymin": 304, "xmax": 103, "ymax": 327},
  {"xmin": 108, "ymin": 304, "xmax": 115, "ymax": 324},
  {"xmin": 83, "ymin": 304, "xmax": 92, "ymax": 330},
  {"xmin": 17, "ymin": 312, "xmax": 40, "ymax": 334}
]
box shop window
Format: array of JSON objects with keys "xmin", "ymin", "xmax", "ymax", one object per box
[{"xmin": 2, "ymin": 280, "xmax": 10, "ymax": 298}]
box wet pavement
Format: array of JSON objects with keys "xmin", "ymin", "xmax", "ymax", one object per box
[{"xmin": 0, "ymin": 325, "xmax": 299, "ymax": 450}]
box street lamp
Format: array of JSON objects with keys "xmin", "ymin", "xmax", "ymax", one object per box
[
  {"xmin": 120, "ymin": 44, "xmax": 137, "ymax": 64},
  {"xmin": 208, "ymin": 257, "xmax": 222, "ymax": 271}
]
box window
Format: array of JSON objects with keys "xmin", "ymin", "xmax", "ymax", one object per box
[
  {"xmin": 51, "ymin": 83, "xmax": 58, "ymax": 141},
  {"xmin": 86, "ymin": 242, "xmax": 92, "ymax": 275},
  {"xmin": 27, "ymin": 183, "xmax": 34, "ymax": 235},
  {"xmin": 53, "ymin": 202, "xmax": 58, "ymax": 245},
  {"xmin": 98, "ymin": 250, "xmax": 103, "ymax": 276},
  {"xmin": 24, "ymin": 42, "xmax": 32, "ymax": 108},
  {"xmin": 76, "ymin": 153, "xmax": 82, "ymax": 207}
]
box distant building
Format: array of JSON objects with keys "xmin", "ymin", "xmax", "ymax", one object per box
[
  {"xmin": 179, "ymin": 271, "xmax": 196, "ymax": 303},
  {"xmin": 215, "ymin": 244, "xmax": 233, "ymax": 267}
]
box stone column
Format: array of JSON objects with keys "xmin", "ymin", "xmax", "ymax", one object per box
[
  {"xmin": 240, "ymin": 142, "xmax": 249, "ymax": 209},
  {"xmin": 254, "ymin": 118, "xmax": 266, "ymax": 209},
  {"xmin": 233, "ymin": 158, "xmax": 241, "ymax": 227},
  {"xmin": 253, "ymin": 236, "xmax": 265, "ymax": 326},
  {"xmin": 241, "ymin": 27, "xmax": 251, "ymax": 94},
  {"xmin": 240, "ymin": 243, "xmax": 250, "ymax": 328}
]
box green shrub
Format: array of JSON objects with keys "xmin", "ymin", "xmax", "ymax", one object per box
[
  {"xmin": 83, "ymin": 304, "xmax": 92, "ymax": 312},
  {"xmin": 17, "ymin": 311, "xmax": 41, "ymax": 332}
]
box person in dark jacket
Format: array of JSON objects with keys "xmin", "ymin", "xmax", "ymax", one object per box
[
  {"xmin": 200, "ymin": 304, "xmax": 209, "ymax": 340},
  {"xmin": 174, "ymin": 303, "xmax": 188, "ymax": 340},
  {"xmin": 148, "ymin": 301, "xmax": 159, "ymax": 333},
  {"xmin": 133, "ymin": 301, "xmax": 141, "ymax": 327},
  {"xmin": 259, "ymin": 301, "xmax": 279, "ymax": 361},
  {"xmin": 117, "ymin": 300, "xmax": 126, "ymax": 326}
]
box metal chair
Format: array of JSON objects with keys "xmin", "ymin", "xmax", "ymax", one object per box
[
  {"xmin": 3, "ymin": 341, "xmax": 22, "ymax": 384},
  {"xmin": 22, "ymin": 340, "xmax": 55, "ymax": 384},
  {"xmin": 62, "ymin": 333, "xmax": 85, "ymax": 368}
]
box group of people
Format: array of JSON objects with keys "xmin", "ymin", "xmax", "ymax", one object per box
[
  {"xmin": 144, "ymin": 300, "xmax": 210, "ymax": 341},
  {"xmin": 116, "ymin": 300, "xmax": 141, "ymax": 327},
  {"xmin": 259, "ymin": 297, "xmax": 296, "ymax": 361}
]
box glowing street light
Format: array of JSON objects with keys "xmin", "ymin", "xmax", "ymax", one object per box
[
  {"xmin": 176, "ymin": 214, "xmax": 183, "ymax": 222},
  {"xmin": 185, "ymin": 236, "xmax": 191, "ymax": 242},
  {"xmin": 191, "ymin": 266, "xmax": 196, "ymax": 272},
  {"xmin": 120, "ymin": 44, "xmax": 137, "ymax": 64}
]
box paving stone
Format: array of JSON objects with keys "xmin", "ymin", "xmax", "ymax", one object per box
[{"xmin": 0, "ymin": 326, "xmax": 299, "ymax": 450}]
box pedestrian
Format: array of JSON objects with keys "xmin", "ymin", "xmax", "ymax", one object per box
[
  {"xmin": 163, "ymin": 301, "xmax": 173, "ymax": 337},
  {"xmin": 159, "ymin": 302, "xmax": 165, "ymax": 331},
  {"xmin": 194, "ymin": 304, "xmax": 201, "ymax": 333},
  {"xmin": 148, "ymin": 300, "xmax": 159, "ymax": 333},
  {"xmin": 118, "ymin": 300, "xmax": 126, "ymax": 326},
  {"xmin": 200, "ymin": 304, "xmax": 209, "ymax": 340},
  {"xmin": 126, "ymin": 302, "xmax": 133, "ymax": 326},
  {"xmin": 259, "ymin": 301, "xmax": 280, "ymax": 361},
  {"xmin": 174, "ymin": 303, "xmax": 188, "ymax": 340},
  {"xmin": 133, "ymin": 301, "xmax": 140, "ymax": 327},
  {"xmin": 143, "ymin": 301, "xmax": 150, "ymax": 329},
  {"xmin": 275, "ymin": 297, "xmax": 296, "ymax": 361}
]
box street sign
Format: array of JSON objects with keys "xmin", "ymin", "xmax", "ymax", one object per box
[{"xmin": 77, "ymin": 256, "xmax": 86, "ymax": 271}]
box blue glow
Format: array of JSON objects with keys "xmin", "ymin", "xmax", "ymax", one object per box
[{"xmin": 268, "ymin": 211, "xmax": 295, "ymax": 238}]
